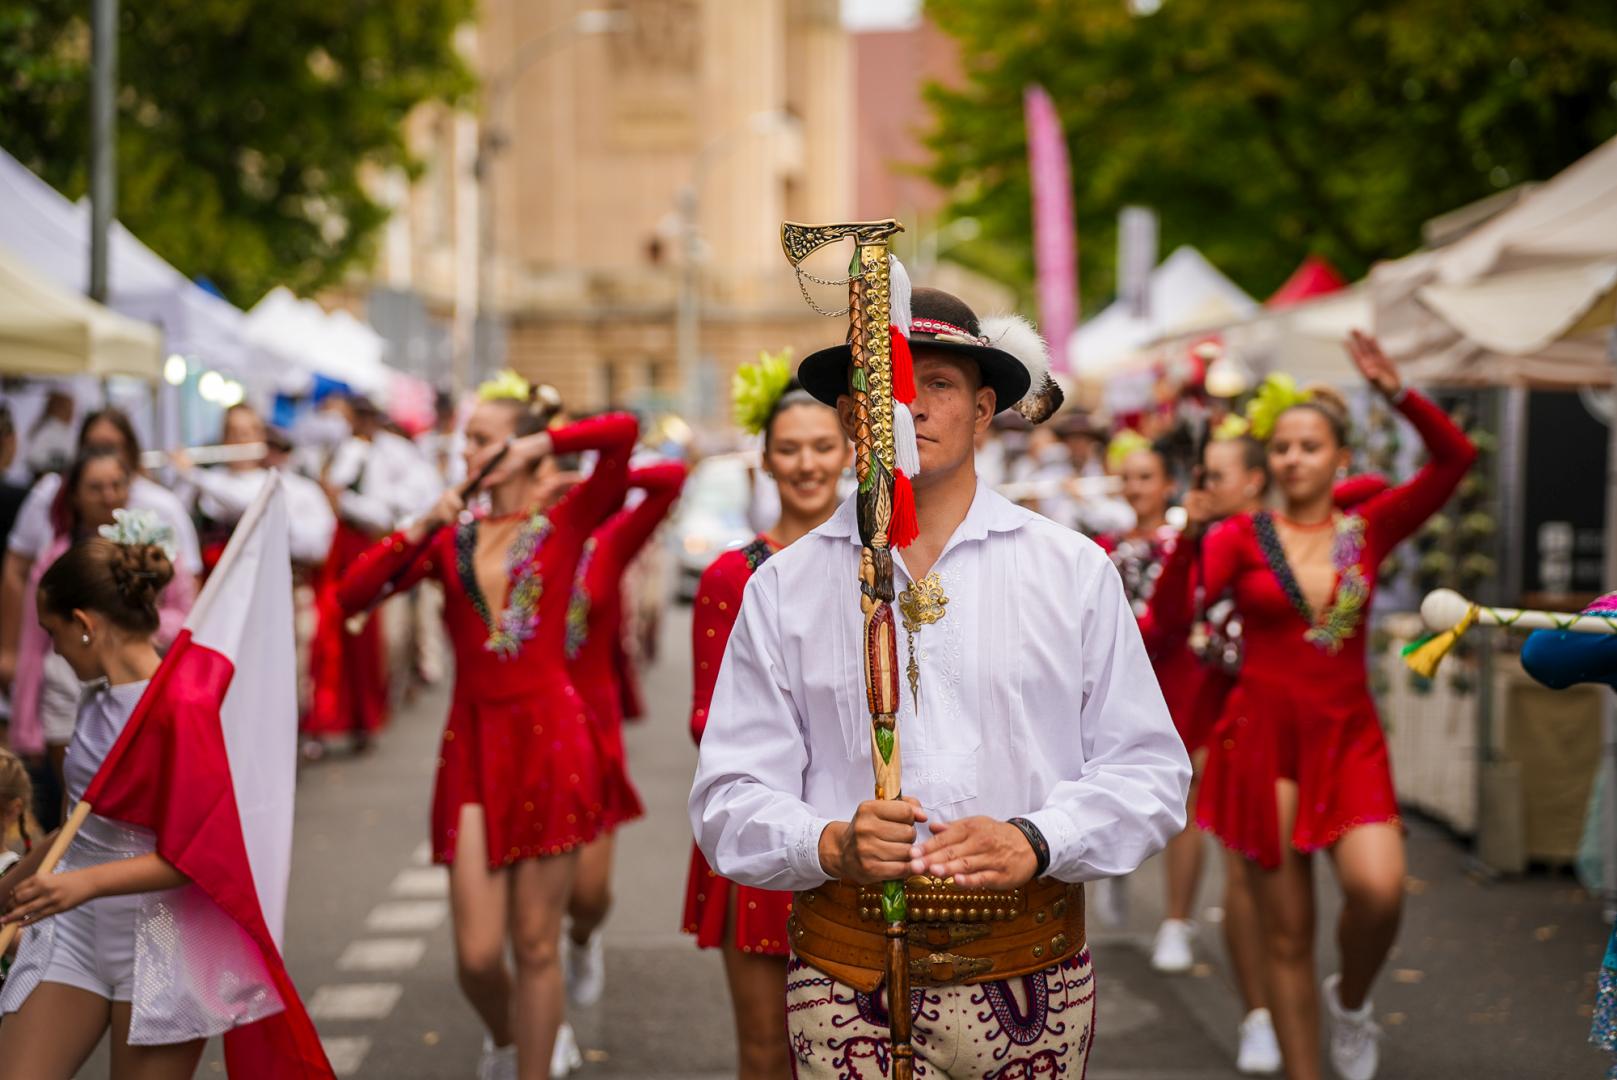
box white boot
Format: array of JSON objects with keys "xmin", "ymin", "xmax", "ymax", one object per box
[
  {"xmin": 1150, "ymin": 918, "xmax": 1195, "ymax": 973},
  {"xmin": 1323, "ymin": 973, "xmax": 1382, "ymax": 1080},
  {"xmin": 551, "ymin": 1021, "xmax": 584, "ymax": 1078},
  {"xmin": 477, "ymin": 1034, "xmax": 517, "ymax": 1080},
  {"xmin": 1236, "ymin": 1008, "xmax": 1282, "ymax": 1075},
  {"xmin": 564, "ymin": 930, "xmax": 606, "ymax": 1007}
]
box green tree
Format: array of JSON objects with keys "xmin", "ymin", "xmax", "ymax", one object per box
[
  {"xmin": 0, "ymin": 1, "xmax": 474, "ymax": 308},
  {"xmin": 923, "ymin": 0, "xmax": 1617, "ymax": 311}
]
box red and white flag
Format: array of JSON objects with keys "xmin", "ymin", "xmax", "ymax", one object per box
[{"xmin": 83, "ymin": 473, "xmax": 334, "ymax": 1078}]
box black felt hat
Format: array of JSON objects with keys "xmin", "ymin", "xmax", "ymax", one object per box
[{"xmin": 796, "ymin": 286, "xmax": 1063, "ymax": 423}]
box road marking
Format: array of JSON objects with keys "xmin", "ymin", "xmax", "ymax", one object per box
[
  {"xmin": 320, "ymin": 1035, "xmax": 372, "ymax": 1077},
  {"xmin": 390, "ymin": 866, "xmax": 449, "ymax": 898},
  {"xmin": 365, "ymin": 899, "xmax": 449, "ymax": 933},
  {"xmin": 337, "ymin": 938, "xmax": 429, "ymax": 973},
  {"xmin": 308, "ymin": 983, "xmax": 404, "ymax": 1022}
]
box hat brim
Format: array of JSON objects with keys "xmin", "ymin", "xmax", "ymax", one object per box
[{"xmin": 797, "ymin": 339, "xmax": 1032, "ymax": 414}]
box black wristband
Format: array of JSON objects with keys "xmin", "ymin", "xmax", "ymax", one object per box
[{"xmin": 1007, "ymin": 816, "xmax": 1051, "ymax": 879}]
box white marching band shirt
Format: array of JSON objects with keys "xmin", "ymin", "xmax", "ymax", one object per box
[{"xmin": 689, "ymin": 483, "xmax": 1192, "ymax": 892}]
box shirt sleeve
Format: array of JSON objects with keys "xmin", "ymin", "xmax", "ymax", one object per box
[
  {"xmin": 688, "ymin": 569, "xmax": 835, "ymax": 892},
  {"xmin": 285, "ymin": 474, "xmax": 337, "ymax": 564},
  {"xmin": 8, "ymin": 475, "xmax": 58, "ymax": 559},
  {"xmin": 1024, "ymin": 554, "xmax": 1192, "ymax": 882}
]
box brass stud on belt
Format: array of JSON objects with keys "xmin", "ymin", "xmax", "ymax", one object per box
[
  {"xmin": 1053, "ymin": 899, "xmax": 1066, "ymax": 917},
  {"xmin": 1052, "ymin": 933, "xmax": 1069, "ymax": 953},
  {"xmin": 1035, "ymin": 911, "xmax": 1048, "ymax": 924},
  {"xmin": 995, "ymin": 907, "xmax": 1007, "ymax": 920},
  {"xmin": 953, "ymin": 907, "xmax": 964, "ymax": 921},
  {"xmin": 1032, "ymin": 945, "xmax": 1045, "ymax": 959}
]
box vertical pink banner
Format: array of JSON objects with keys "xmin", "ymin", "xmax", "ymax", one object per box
[{"xmin": 1024, "ymin": 84, "xmax": 1078, "ymax": 374}]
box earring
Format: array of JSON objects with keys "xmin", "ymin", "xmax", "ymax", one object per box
[
  {"xmin": 81, "ymin": 634, "xmax": 90, "ymax": 645},
  {"xmin": 1244, "ymin": 486, "xmax": 1257, "ymax": 497},
  {"xmin": 1336, "ymin": 466, "xmax": 1348, "ymax": 480}
]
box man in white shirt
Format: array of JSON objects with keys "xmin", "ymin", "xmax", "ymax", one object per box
[{"xmin": 690, "ymin": 287, "xmax": 1190, "ymax": 1079}]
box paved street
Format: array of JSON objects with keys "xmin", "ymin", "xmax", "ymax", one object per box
[{"xmin": 130, "ymin": 604, "xmax": 1613, "ymax": 1078}]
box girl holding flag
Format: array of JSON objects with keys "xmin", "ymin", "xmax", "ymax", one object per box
[
  {"xmin": 339, "ymin": 374, "xmax": 637, "ymax": 1080},
  {"xmin": 0, "ymin": 515, "xmax": 298, "ymax": 1079}
]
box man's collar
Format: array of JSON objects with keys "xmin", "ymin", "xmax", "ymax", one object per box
[{"xmin": 817, "ymin": 479, "xmax": 1033, "ymax": 548}]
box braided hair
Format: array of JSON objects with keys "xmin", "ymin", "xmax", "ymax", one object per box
[{"xmin": 0, "ymin": 748, "xmax": 32, "ymax": 857}]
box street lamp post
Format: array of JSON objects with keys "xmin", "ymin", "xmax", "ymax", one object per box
[
  {"xmin": 89, "ymin": 0, "xmax": 116, "ymax": 305},
  {"xmin": 459, "ymin": 8, "xmax": 629, "ymax": 397},
  {"xmin": 674, "ymin": 110, "xmax": 795, "ymax": 421}
]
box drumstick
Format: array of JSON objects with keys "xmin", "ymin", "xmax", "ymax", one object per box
[{"xmin": 1406, "ymin": 588, "xmax": 1617, "ymax": 678}]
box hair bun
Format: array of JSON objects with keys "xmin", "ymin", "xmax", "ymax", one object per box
[{"xmin": 106, "ymin": 542, "xmax": 175, "ymax": 612}]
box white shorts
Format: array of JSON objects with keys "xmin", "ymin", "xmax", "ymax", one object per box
[{"xmin": 35, "ymin": 891, "xmax": 140, "ymax": 1002}]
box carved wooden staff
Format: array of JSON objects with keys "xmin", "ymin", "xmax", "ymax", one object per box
[{"xmin": 781, "ymin": 218, "xmax": 914, "ymax": 1080}]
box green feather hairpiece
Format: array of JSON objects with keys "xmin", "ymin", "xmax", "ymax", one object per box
[
  {"xmin": 1245, "ymin": 373, "xmax": 1313, "ymax": 441},
  {"xmin": 732, "ymin": 349, "xmax": 794, "ymax": 435}
]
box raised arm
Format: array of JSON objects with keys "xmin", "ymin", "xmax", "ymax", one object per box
[
  {"xmin": 336, "ymin": 525, "xmax": 448, "ymax": 617},
  {"xmin": 1024, "ymin": 554, "xmax": 1192, "ymax": 881},
  {"xmin": 549, "ymin": 413, "xmax": 641, "ymax": 530},
  {"xmin": 1356, "ymin": 391, "xmax": 1476, "ymax": 553},
  {"xmin": 605, "ymin": 462, "xmax": 688, "ymax": 569}
]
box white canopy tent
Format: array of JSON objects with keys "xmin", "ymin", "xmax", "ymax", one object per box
[
  {"xmin": 244, "ymin": 287, "xmax": 391, "ymax": 399},
  {"xmin": 1071, "ymin": 246, "xmax": 1257, "ymax": 379},
  {"xmin": 0, "ymin": 243, "xmax": 163, "ymax": 379},
  {"xmin": 0, "ymin": 147, "xmax": 260, "ymax": 383}
]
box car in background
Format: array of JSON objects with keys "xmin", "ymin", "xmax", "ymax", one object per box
[{"xmin": 668, "ymin": 452, "xmax": 756, "ymax": 602}]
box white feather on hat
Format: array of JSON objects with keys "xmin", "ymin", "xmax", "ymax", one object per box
[{"xmin": 980, "ymin": 313, "xmax": 1065, "ymax": 424}]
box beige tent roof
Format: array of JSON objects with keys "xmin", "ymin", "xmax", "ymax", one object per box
[
  {"xmin": 1371, "ymin": 138, "xmax": 1617, "ymax": 388},
  {"xmin": 0, "ymin": 243, "xmax": 162, "ymax": 379}
]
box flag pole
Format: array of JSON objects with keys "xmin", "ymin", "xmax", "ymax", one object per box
[{"xmin": 0, "ymin": 801, "xmax": 94, "ymax": 954}]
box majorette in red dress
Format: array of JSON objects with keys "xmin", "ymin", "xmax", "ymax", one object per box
[
  {"xmin": 1152, "ymin": 391, "xmax": 1475, "ymax": 868},
  {"xmin": 681, "ymin": 535, "xmax": 794, "ymax": 955},
  {"xmin": 565, "ymin": 461, "xmax": 687, "ymax": 832},
  {"xmin": 306, "ymin": 518, "xmax": 390, "ymax": 740},
  {"xmin": 338, "ymin": 414, "xmax": 639, "ymax": 867},
  {"xmin": 1100, "ymin": 525, "xmax": 1217, "ymax": 754}
]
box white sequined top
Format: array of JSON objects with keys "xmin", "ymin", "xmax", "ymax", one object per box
[{"xmin": 0, "ymin": 678, "xmax": 284, "ymax": 1043}]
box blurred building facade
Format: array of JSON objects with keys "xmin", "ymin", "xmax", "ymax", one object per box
[
  {"xmin": 360, "ymin": 1, "xmax": 1010, "ymax": 422},
  {"xmin": 366, "ymin": 0, "xmax": 852, "ymax": 421}
]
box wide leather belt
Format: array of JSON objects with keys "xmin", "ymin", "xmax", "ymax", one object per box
[{"xmin": 789, "ymin": 876, "xmax": 1085, "ymax": 991}]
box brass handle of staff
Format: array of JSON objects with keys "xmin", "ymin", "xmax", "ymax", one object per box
[{"xmin": 781, "ymin": 219, "xmax": 903, "ymax": 266}]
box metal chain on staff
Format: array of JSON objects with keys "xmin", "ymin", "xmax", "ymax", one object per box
[{"xmin": 792, "ymin": 263, "xmax": 855, "ymax": 317}]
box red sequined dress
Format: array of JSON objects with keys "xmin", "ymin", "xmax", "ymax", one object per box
[
  {"xmin": 565, "ymin": 461, "xmax": 687, "ymax": 832},
  {"xmin": 338, "ymin": 414, "xmax": 638, "ymax": 868},
  {"xmin": 681, "ymin": 536, "xmax": 794, "ymax": 955},
  {"xmin": 1153, "ymin": 391, "xmax": 1474, "ymax": 868}
]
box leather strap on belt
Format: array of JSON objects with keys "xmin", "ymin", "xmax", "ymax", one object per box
[{"xmin": 789, "ymin": 876, "xmax": 1085, "ymax": 991}]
